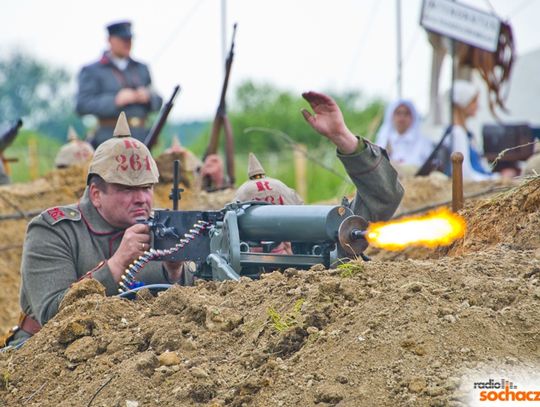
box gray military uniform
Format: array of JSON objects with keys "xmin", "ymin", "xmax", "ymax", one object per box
[
  {"xmin": 76, "ymin": 52, "xmax": 162, "ymax": 147},
  {"xmin": 338, "ymin": 138, "xmax": 403, "ymax": 221},
  {"xmin": 19, "ymin": 188, "xmax": 183, "ymax": 327}
]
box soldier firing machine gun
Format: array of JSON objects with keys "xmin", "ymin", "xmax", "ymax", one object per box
[{"xmin": 118, "ymin": 161, "xmax": 371, "ymax": 293}]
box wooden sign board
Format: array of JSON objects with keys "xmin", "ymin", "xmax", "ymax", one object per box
[{"xmin": 420, "ymin": 0, "xmax": 501, "ymax": 52}]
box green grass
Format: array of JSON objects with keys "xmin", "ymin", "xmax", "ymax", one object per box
[
  {"xmin": 5, "ymin": 130, "xmax": 61, "ymax": 183},
  {"xmin": 1, "ymin": 371, "xmax": 9, "ymax": 390},
  {"xmin": 337, "ymin": 262, "xmax": 365, "ymax": 278},
  {"xmin": 267, "ymin": 298, "xmax": 305, "ymax": 333}
]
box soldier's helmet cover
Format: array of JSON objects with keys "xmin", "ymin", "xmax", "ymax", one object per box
[
  {"xmin": 164, "ymin": 135, "xmax": 186, "ymax": 154},
  {"xmin": 234, "ymin": 152, "xmax": 303, "ymax": 205},
  {"xmin": 55, "ymin": 126, "xmax": 94, "ymax": 168},
  {"xmin": 87, "ymin": 112, "xmax": 159, "ymax": 185},
  {"xmin": 247, "ymin": 152, "xmax": 265, "ymax": 179}
]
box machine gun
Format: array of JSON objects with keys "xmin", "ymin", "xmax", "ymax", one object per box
[
  {"xmin": 142, "ymin": 202, "xmax": 370, "ymax": 283},
  {"xmin": 116, "ymin": 162, "xmax": 369, "ymax": 293},
  {"xmin": 202, "ymin": 23, "xmax": 237, "ymax": 190}
]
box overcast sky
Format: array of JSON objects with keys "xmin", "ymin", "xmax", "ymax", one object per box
[{"xmin": 1, "ymin": 0, "xmax": 538, "ymax": 122}]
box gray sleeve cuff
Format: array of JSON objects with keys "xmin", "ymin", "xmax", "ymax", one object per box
[
  {"xmin": 337, "ymin": 139, "xmax": 403, "ymax": 221},
  {"xmin": 337, "ymin": 139, "xmax": 387, "ymax": 175}
]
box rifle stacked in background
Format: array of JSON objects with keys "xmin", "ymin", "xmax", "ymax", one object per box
[
  {"xmin": 144, "ymin": 85, "xmax": 181, "ymax": 151},
  {"xmin": 202, "ymin": 23, "xmax": 238, "ymax": 191}
]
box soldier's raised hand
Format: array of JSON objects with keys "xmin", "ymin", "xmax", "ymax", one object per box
[{"xmin": 301, "ymin": 91, "xmax": 359, "ymax": 154}]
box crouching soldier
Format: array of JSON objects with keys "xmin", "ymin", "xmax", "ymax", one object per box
[
  {"xmin": 54, "ymin": 126, "xmax": 95, "ymax": 169},
  {"xmin": 234, "ymin": 152, "xmax": 303, "ymax": 255},
  {"xmin": 2, "ymin": 112, "xmax": 189, "ymax": 348}
]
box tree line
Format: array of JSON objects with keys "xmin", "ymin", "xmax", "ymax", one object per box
[{"xmin": 0, "ymin": 51, "xmax": 386, "ymax": 154}]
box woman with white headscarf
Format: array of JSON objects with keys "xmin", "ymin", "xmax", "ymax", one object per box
[
  {"xmin": 449, "ymin": 80, "xmax": 498, "ymax": 181},
  {"xmin": 375, "ymin": 99, "xmax": 433, "ymax": 174}
]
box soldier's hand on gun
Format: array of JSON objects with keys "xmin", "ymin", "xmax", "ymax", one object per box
[
  {"xmin": 108, "ymin": 223, "xmax": 151, "ymax": 282},
  {"xmin": 301, "ymin": 91, "xmax": 359, "ymax": 154},
  {"xmin": 115, "ymin": 88, "xmax": 139, "ymax": 107}
]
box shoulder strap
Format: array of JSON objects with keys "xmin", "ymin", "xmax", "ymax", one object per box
[{"xmin": 41, "ymin": 206, "xmax": 81, "ymax": 226}]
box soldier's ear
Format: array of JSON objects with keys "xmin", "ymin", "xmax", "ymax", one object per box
[{"xmin": 88, "ymin": 184, "xmax": 103, "ymax": 208}]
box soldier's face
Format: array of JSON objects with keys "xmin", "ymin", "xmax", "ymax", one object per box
[
  {"xmin": 109, "ymin": 36, "xmax": 132, "ymax": 58},
  {"xmin": 91, "ymin": 183, "xmax": 153, "ymax": 228}
]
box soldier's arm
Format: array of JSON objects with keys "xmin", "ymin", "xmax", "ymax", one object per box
[
  {"xmin": 300, "ymin": 91, "xmax": 403, "ymax": 221},
  {"xmin": 21, "ymin": 219, "xmax": 85, "ymax": 325},
  {"xmin": 76, "ymin": 66, "xmax": 120, "ymax": 117},
  {"xmin": 21, "ymin": 213, "xmax": 120, "ymax": 324},
  {"xmin": 338, "ymin": 138, "xmax": 404, "ymax": 221}
]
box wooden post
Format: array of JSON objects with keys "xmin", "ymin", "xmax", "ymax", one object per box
[
  {"xmin": 294, "ymin": 144, "xmax": 307, "ymax": 201},
  {"xmin": 451, "ymin": 152, "xmax": 464, "ymax": 212},
  {"xmin": 28, "ymin": 138, "xmax": 39, "ymax": 180}
]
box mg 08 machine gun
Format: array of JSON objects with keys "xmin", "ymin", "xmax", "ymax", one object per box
[
  {"xmin": 118, "ymin": 161, "xmax": 371, "ymax": 293},
  {"xmin": 144, "ymin": 201, "xmax": 370, "ymax": 282}
]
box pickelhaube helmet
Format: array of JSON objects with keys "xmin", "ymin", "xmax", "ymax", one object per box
[
  {"xmin": 164, "ymin": 135, "xmax": 185, "ymax": 154},
  {"xmin": 55, "ymin": 126, "xmax": 94, "ymax": 168},
  {"xmin": 235, "ymin": 152, "xmax": 303, "ymax": 205},
  {"xmin": 234, "ymin": 177, "xmax": 304, "ymax": 205},
  {"xmin": 247, "ymin": 152, "xmax": 265, "ymax": 179},
  {"xmin": 87, "ymin": 112, "xmax": 159, "ymax": 185}
]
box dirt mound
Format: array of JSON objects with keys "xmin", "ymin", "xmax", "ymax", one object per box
[
  {"xmin": 1, "ymin": 169, "xmax": 539, "ymax": 406},
  {"xmin": 373, "ymin": 176, "xmax": 540, "ymax": 262},
  {"xmin": 0, "ymin": 164, "xmax": 235, "ymax": 334},
  {"xmin": 395, "ymin": 172, "xmax": 510, "ymax": 216},
  {"xmin": 320, "ymin": 172, "xmax": 510, "ymax": 217},
  {"xmin": 1, "ymin": 246, "xmax": 539, "ymax": 406},
  {"xmin": 446, "ymin": 175, "xmax": 540, "ymax": 255}
]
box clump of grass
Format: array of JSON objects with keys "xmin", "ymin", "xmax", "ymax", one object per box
[
  {"xmin": 1, "ymin": 371, "xmax": 10, "ymax": 390},
  {"xmin": 337, "ymin": 262, "xmax": 365, "ymax": 278},
  {"xmin": 267, "ymin": 298, "xmax": 305, "ymax": 333}
]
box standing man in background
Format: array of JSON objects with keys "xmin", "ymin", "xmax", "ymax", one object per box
[{"xmin": 76, "ymin": 20, "xmax": 162, "ymax": 148}]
